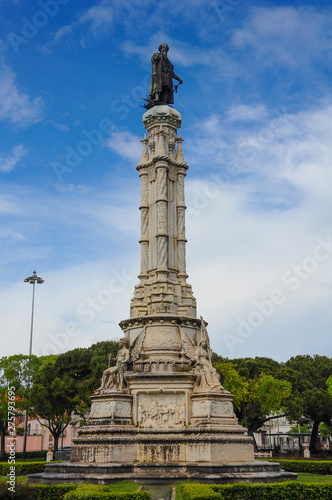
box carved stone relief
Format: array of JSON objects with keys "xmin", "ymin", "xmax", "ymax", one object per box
[
  {"xmin": 89, "ymin": 399, "xmax": 131, "ymax": 420},
  {"xmin": 137, "ymin": 393, "xmax": 186, "ymax": 428},
  {"xmin": 143, "ymin": 325, "xmax": 182, "ymax": 351},
  {"xmin": 192, "ymin": 399, "xmax": 234, "ymax": 419}
]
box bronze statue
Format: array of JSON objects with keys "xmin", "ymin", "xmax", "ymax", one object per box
[{"xmin": 146, "ymin": 43, "xmax": 183, "ymax": 108}]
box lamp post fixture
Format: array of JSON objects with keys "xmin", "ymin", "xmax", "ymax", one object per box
[{"xmin": 22, "ymin": 270, "xmax": 44, "ymax": 460}]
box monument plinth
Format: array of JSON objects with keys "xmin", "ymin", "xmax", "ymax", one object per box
[{"xmin": 34, "ymin": 45, "xmax": 296, "ymax": 485}]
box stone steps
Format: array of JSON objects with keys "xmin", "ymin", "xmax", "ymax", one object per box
[{"xmin": 28, "ymin": 460, "xmax": 297, "ymax": 485}]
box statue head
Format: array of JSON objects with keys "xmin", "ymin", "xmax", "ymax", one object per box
[
  {"xmin": 158, "ymin": 43, "xmax": 169, "ymax": 55},
  {"xmin": 119, "ymin": 337, "xmax": 129, "ymax": 348}
]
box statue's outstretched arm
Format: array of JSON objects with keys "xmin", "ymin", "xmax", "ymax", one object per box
[{"xmin": 172, "ymin": 72, "xmax": 183, "ymax": 84}]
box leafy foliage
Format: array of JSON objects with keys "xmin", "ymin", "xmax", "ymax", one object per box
[
  {"xmin": 0, "ymin": 482, "xmax": 75, "ymax": 500},
  {"xmin": 180, "ymin": 481, "xmax": 332, "ymax": 500},
  {"xmin": 0, "ymin": 354, "xmax": 41, "ymax": 460},
  {"xmin": 267, "ymin": 459, "xmax": 332, "ymax": 475},
  {"xmin": 214, "ymin": 357, "xmax": 291, "ymax": 449},
  {"xmin": 284, "ymin": 355, "xmax": 332, "ymax": 453},
  {"xmin": 0, "ymin": 461, "xmax": 46, "ymax": 475},
  {"xmin": 28, "ymin": 341, "xmax": 119, "ymax": 453}
]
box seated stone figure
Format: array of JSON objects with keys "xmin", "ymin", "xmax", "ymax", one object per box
[
  {"xmin": 98, "ymin": 338, "xmax": 130, "ymax": 393},
  {"xmin": 193, "ymin": 338, "xmax": 221, "ymax": 390}
]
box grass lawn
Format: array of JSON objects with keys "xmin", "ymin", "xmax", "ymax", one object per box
[
  {"xmin": 297, "ymin": 472, "xmax": 332, "ymax": 483},
  {"xmin": 0, "ymin": 476, "xmax": 27, "ymax": 483},
  {"xmin": 105, "ymin": 480, "xmax": 142, "ymax": 492},
  {"xmin": 0, "ymin": 477, "xmax": 141, "ymax": 491}
]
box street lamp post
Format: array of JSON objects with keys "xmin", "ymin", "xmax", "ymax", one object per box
[{"xmin": 22, "ymin": 270, "xmax": 44, "ymax": 460}]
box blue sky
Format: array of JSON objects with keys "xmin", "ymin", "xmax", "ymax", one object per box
[{"xmin": 1, "ymin": 0, "xmax": 332, "ymax": 361}]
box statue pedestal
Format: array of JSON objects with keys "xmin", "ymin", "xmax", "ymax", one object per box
[
  {"xmin": 191, "ymin": 391, "xmax": 239, "ymax": 427},
  {"xmin": 88, "ymin": 393, "xmax": 132, "ymax": 425}
]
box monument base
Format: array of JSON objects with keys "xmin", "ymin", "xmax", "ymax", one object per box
[{"xmin": 30, "ymin": 460, "xmax": 297, "ymax": 485}]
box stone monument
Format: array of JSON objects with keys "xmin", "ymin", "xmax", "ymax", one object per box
[{"xmin": 36, "ymin": 45, "xmax": 295, "ymax": 485}]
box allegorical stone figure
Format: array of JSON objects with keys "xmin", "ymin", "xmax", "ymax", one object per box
[
  {"xmin": 149, "ymin": 43, "xmax": 183, "ymax": 106},
  {"xmin": 98, "ymin": 338, "xmax": 130, "ymax": 392}
]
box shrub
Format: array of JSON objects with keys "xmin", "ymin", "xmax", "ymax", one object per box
[
  {"xmin": 0, "ymin": 483, "xmax": 75, "ymax": 500},
  {"xmin": 11, "ymin": 451, "xmax": 47, "ymax": 460},
  {"xmin": 180, "ymin": 484, "xmax": 220, "ymax": 500},
  {"xmin": 180, "ymin": 481, "xmax": 332, "ymax": 500},
  {"xmin": 0, "ymin": 461, "xmax": 46, "ymax": 476},
  {"xmin": 268, "ymin": 459, "xmax": 332, "ymax": 475}
]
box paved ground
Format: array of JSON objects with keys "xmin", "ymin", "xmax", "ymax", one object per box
[{"xmin": 142, "ymin": 484, "xmax": 173, "ymax": 500}]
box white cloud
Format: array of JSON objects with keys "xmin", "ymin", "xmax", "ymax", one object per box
[
  {"xmin": 0, "ymin": 259, "xmax": 138, "ymax": 357},
  {"xmin": 106, "ymin": 130, "xmax": 142, "ymax": 162},
  {"xmin": 0, "ymin": 66, "xmax": 44, "ymax": 127},
  {"xmin": 232, "ymin": 6, "xmax": 332, "ymax": 67},
  {"xmin": 79, "ymin": 3, "xmax": 113, "ymax": 37},
  {"xmin": 0, "ymin": 144, "xmax": 27, "ymax": 172},
  {"xmin": 225, "ymin": 104, "xmax": 268, "ymax": 123},
  {"xmin": 182, "ymin": 102, "xmax": 332, "ymax": 360},
  {"xmin": 50, "ymin": 0, "xmax": 114, "ymax": 46}
]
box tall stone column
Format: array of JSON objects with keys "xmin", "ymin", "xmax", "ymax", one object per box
[
  {"xmin": 139, "ymin": 168, "xmax": 149, "ymax": 281},
  {"xmin": 129, "ymin": 105, "xmax": 196, "ymax": 318}
]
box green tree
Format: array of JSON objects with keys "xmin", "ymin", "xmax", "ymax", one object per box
[
  {"xmin": 0, "ymin": 355, "xmax": 40, "ymax": 460},
  {"xmin": 327, "ymin": 375, "xmax": 332, "ymax": 397},
  {"xmin": 319, "ymin": 422, "xmax": 331, "ymax": 440},
  {"xmin": 284, "ymin": 355, "xmax": 332, "ymax": 454},
  {"xmin": 29, "ymin": 341, "xmax": 119, "ymax": 453},
  {"xmin": 52, "ymin": 341, "xmax": 119, "ymax": 419},
  {"xmin": 29, "ymin": 361, "xmax": 80, "ymax": 454},
  {"xmin": 288, "ymin": 423, "xmax": 312, "ymax": 434},
  {"xmin": 214, "ymin": 357, "xmax": 292, "ymax": 451}
]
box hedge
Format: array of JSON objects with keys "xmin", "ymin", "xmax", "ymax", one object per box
[
  {"xmin": 12, "ymin": 451, "xmax": 47, "ymax": 460},
  {"xmin": 180, "ymin": 482, "xmax": 332, "ymax": 500},
  {"xmin": 63, "ymin": 484, "xmax": 150, "ymax": 500},
  {"xmin": 0, "ymin": 483, "xmax": 150, "ymax": 500},
  {"xmin": 0, "ymin": 451, "xmax": 47, "ymax": 462},
  {"xmin": 0, "ymin": 461, "xmax": 46, "ymax": 476},
  {"xmin": 0, "ymin": 483, "xmax": 75, "ymax": 500},
  {"xmin": 268, "ymin": 459, "xmax": 332, "ymax": 475}
]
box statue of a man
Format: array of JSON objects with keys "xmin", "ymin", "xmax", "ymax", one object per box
[{"xmin": 149, "ymin": 43, "xmax": 183, "ymax": 106}]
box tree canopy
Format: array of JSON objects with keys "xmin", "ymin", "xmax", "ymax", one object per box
[
  {"xmin": 284, "ymin": 355, "xmax": 332, "ymax": 453},
  {"xmin": 28, "ymin": 341, "xmax": 119, "ymax": 453},
  {"xmin": 214, "ymin": 357, "xmax": 292, "ymax": 450},
  {"xmin": 0, "ymin": 355, "xmax": 41, "ymax": 460}
]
